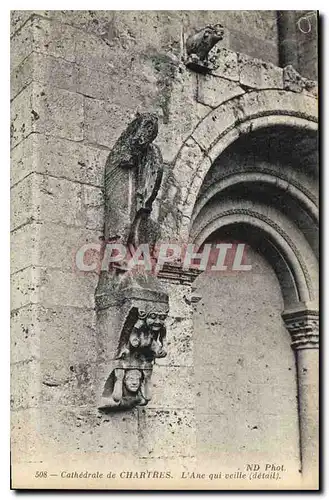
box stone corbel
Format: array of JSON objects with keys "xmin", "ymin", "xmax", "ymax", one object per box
[{"xmin": 98, "ymin": 277, "xmax": 169, "ymax": 412}]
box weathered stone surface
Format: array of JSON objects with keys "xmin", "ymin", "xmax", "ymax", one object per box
[
  {"xmin": 192, "ymin": 101, "xmax": 236, "ymax": 151},
  {"xmin": 156, "ymin": 317, "xmax": 193, "ymax": 367},
  {"xmin": 283, "ymin": 64, "xmax": 318, "ymax": 97},
  {"xmin": 197, "ymin": 74, "xmax": 244, "ymax": 107},
  {"xmin": 196, "ymin": 411, "xmax": 299, "ymax": 459},
  {"xmin": 238, "ymin": 53, "xmax": 283, "ymax": 89},
  {"xmin": 10, "ymin": 18, "xmax": 33, "ymax": 71},
  {"xmin": 11, "ymin": 52, "xmax": 33, "ymax": 101},
  {"xmin": 11, "ymin": 133, "xmax": 108, "ymax": 187},
  {"xmin": 11, "ymin": 266, "xmax": 41, "ymax": 310},
  {"xmin": 11, "ymin": 304, "xmax": 97, "ymax": 366},
  {"xmin": 138, "ymin": 408, "xmax": 195, "ymax": 458},
  {"xmin": 11, "ymin": 305, "xmax": 39, "ymax": 364},
  {"xmin": 155, "ymin": 70, "xmax": 209, "ymax": 164},
  {"xmin": 11, "ymin": 359, "xmax": 40, "ymax": 410},
  {"xmin": 37, "ymin": 406, "xmax": 139, "ymax": 458},
  {"xmin": 208, "ymin": 48, "xmax": 239, "ymax": 81},
  {"xmin": 12, "ymin": 221, "xmax": 102, "ymax": 275},
  {"xmin": 33, "ymin": 17, "xmax": 77, "ymax": 62},
  {"xmin": 11, "ymin": 11, "xmax": 33, "ymax": 36},
  {"xmin": 11, "ymin": 52, "xmax": 76, "ymax": 101},
  {"xmin": 149, "ymin": 366, "xmax": 194, "ymax": 409},
  {"xmin": 84, "ymin": 98, "xmax": 134, "ymax": 149},
  {"xmin": 11, "ymin": 82, "xmax": 84, "ymax": 147},
  {"xmin": 32, "ymin": 83, "xmax": 84, "ymax": 141},
  {"xmin": 38, "ymin": 268, "xmax": 98, "ymax": 309},
  {"xmin": 162, "ymin": 282, "xmax": 193, "ymax": 319},
  {"xmin": 10, "ymin": 83, "xmax": 33, "ymax": 149},
  {"xmin": 169, "ymin": 138, "xmax": 206, "ymax": 212},
  {"xmin": 11, "ymin": 408, "xmax": 40, "ymax": 463},
  {"xmin": 11, "ymin": 265, "xmax": 98, "ymax": 311},
  {"xmin": 11, "ymin": 221, "xmax": 39, "ymax": 274},
  {"xmin": 11, "ymin": 134, "xmax": 35, "ymax": 186},
  {"xmin": 41, "ymin": 360, "xmax": 96, "ymax": 406}
]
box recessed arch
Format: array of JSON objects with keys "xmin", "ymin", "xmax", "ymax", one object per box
[
  {"xmin": 164, "ymin": 89, "xmax": 318, "ymax": 243},
  {"xmin": 191, "ymin": 202, "xmax": 318, "ymax": 309},
  {"xmin": 191, "ymin": 172, "xmax": 319, "ymax": 226}
]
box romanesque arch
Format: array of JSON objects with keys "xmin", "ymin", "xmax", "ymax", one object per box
[{"xmin": 159, "ymin": 87, "xmax": 318, "ymax": 483}]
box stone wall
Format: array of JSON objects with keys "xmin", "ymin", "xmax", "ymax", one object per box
[{"xmin": 11, "ymin": 10, "xmax": 318, "ymax": 488}]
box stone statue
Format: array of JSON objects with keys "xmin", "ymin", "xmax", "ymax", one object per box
[
  {"xmin": 186, "ymin": 24, "xmax": 224, "ymax": 62},
  {"xmin": 104, "ymin": 112, "xmax": 164, "ymax": 250}
]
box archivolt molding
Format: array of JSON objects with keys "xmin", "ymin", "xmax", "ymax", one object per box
[
  {"xmin": 168, "ymin": 89, "xmax": 317, "ymax": 241},
  {"xmin": 191, "ymin": 171, "xmax": 319, "ymax": 227},
  {"xmin": 192, "ymin": 206, "xmax": 318, "ymax": 305}
]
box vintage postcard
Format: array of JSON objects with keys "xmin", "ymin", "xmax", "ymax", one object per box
[{"xmin": 10, "ymin": 9, "xmax": 319, "ymax": 490}]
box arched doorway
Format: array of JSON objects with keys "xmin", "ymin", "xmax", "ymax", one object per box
[{"xmin": 185, "ymin": 122, "xmax": 318, "ymax": 480}]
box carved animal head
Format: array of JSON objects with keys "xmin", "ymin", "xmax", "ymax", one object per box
[
  {"xmin": 202, "ymin": 24, "xmax": 225, "ymax": 45},
  {"xmin": 186, "ymin": 23, "xmax": 225, "ymax": 60}
]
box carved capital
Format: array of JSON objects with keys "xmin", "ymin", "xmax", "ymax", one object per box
[{"xmin": 282, "ymin": 308, "xmax": 319, "ymax": 350}]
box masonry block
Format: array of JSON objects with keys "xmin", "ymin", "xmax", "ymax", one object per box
[
  {"xmin": 238, "ymin": 53, "xmax": 283, "ymax": 89},
  {"xmin": 149, "ymin": 366, "xmax": 194, "ymax": 410},
  {"xmin": 32, "ymin": 83, "xmax": 84, "ymax": 141},
  {"xmin": 156, "ymin": 317, "xmax": 193, "ymax": 367},
  {"xmin": 138, "ymin": 408, "xmax": 195, "ymax": 458},
  {"xmin": 11, "ymin": 266, "xmax": 41, "ymax": 310},
  {"xmin": 11, "ymin": 359, "xmax": 40, "ymax": 410},
  {"xmin": 198, "ymin": 74, "xmax": 244, "ymax": 108},
  {"xmin": 11, "ymin": 17, "xmax": 33, "ymax": 71},
  {"xmin": 38, "ymin": 268, "xmax": 98, "ymax": 309},
  {"xmin": 209, "ymin": 48, "xmax": 239, "ymax": 81},
  {"xmin": 11, "ymin": 305, "xmax": 39, "ymax": 364}
]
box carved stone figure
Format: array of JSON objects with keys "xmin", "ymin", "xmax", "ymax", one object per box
[
  {"xmin": 99, "ymin": 368, "xmax": 147, "ymax": 411},
  {"xmin": 186, "ymin": 24, "xmax": 224, "ymax": 62},
  {"xmin": 98, "ymin": 302, "xmax": 169, "ymax": 411},
  {"xmin": 104, "ymin": 112, "xmax": 164, "ymax": 249},
  {"xmin": 116, "ymin": 307, "xmax": 168, "ymax": 362}
]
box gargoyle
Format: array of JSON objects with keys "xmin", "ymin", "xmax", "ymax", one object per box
[{"xmin": 186, "ymin": 24, "xmax": 224, "ymax": 62}]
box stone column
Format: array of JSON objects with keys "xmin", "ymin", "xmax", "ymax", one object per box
[
  {"xmin": 282, "ymin": 307, "xmax": 319, "ymax": 486},
  {"xmin": 277, "ymin": 11, "xmax": 299, "ymax": 69}
]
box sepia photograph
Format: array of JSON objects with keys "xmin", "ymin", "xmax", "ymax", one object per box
[{"xmin": 10, "ymin": 8, "xmax": 319, "ymax": 491}]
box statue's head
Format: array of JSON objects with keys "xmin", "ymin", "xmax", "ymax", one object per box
[
  {"xmin": 131, "ymin": 112, "xmax": 158, "ymax": 147},
  {"xmin": 203, "ymin": 24, "xmax": 224, "ymax": 43},
  {"xmin": 124, "ymin": 369, "xmax": 143, "ymax": 393},
  {"xmin": 137, "ymin": 304, "xmax": 169, "ymax": 333}
]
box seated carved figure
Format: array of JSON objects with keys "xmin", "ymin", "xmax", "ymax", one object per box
[
  {"xmin": 117, "ymin": 308, "xmax": 168, "ymax": 362},
  {"xmin": 186, "ymin": 24, "xmax": 224, "ymax": 62}
]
